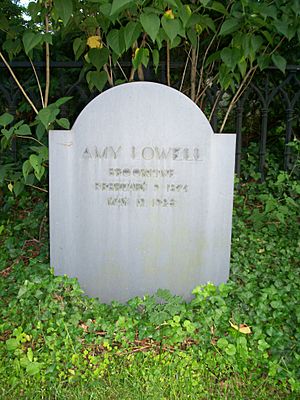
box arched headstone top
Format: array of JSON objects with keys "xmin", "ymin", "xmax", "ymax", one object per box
[
  {"xmin": 49, "ymin": 81, "xmax": 235, "ymax": 303},
  {"xmin": 72, "ymin": 82, "xmax": 215, "ymax": 138}
]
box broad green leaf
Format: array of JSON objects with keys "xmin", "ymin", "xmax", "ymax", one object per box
[
  {"xmin": 220, "ymin": 47, "xmax": 242, "ymax": 71},
  {"xmin": 251, "ymin": 35, "xmax": 263, "ymax": 53},
  {"xmin": 53, "ymin": 0, "xmax": 73, "ymax": 26},
  {"xmin": 219, "ymin": 18, "xmax": 241, "ymax": 36},
  {"xmin": 152, "ymin": 49, "xmax": 159, "ymax": 73},
  {"xmin": 271, "ymin": 54, "xmax": 286, "ymax": 74},
  {"xmin": 43, "ymin": 33, "xmax": 53, "ymax": 45},
  {"xmin": 273, "ymin": 20, "xmax": 289, "ymax": 38},
  {"xmin": 161, "ymin": 16, "xmax": 180, "ymax": 42},
  {"xmin": 27, "ymin": 348, "xmax": 33, "ymax": 363},
  {"xmin": 217, "ymin": 338, "xmax": 228, "ymax": 349},
  {"xmin": 0, "ymin": 15, "xmax": 9, "ymax": 31},
  {"xmin": 36, "ymin": 123, "xmax": 46, "ymax": 140},
  {"xmin": 110, "ymin": 0, "xmax": 134, "ymax": 16},
  {"xmin": 86, "ymin": 70, "xmax": 108, "ymax": 92},
  {"xmin": 0, "ymin": 113, "xmax": 13, "ymax": 127},
  {"xmin": 55, "ymin": 97, "xmax": 72, "ymax": 107},
  {"xmin": 22, "ymin": 160, "xmax": 32, "ymax": 179},
  {"xmin": 238, "ymin": 59, "xmax": 247, "ymax": 77},
  {"xmin": 225, "ymin": 344, "xmax": 236, "ymax": 356},
  {"xmin": 132, "ymin": 48, "xmax": 149, "ymax": 70},
  {"xmin": 13, "ymin": 181, "xmax": 24, "ymax": 196},
  {"xmin": 210, "ymin": 1, "xmax": 228, "ymax": 15},
  {"xmin": 257, "ymin": 56, "xmax": 270, "ymax": 71},
  {"xmin": 15, "ymin": 124, "xmax": 31, "ymax": 136},
  {"xmin": 99, "ymin": 3, "xmax": 111, "ymax": 17},
  {"xmin": 22, "ymin": 32, "xmax": 42, "ymax": 55},
  {"xmin": 6, "ymin": 338, "xmax": 19, "ymax": 351},
  {"xmin": 170, "ymin": 35, "xmax": 181, "ymax": 49},
  {"xmin": 204, "ymin": 50, "xmax": 221, "ymax": 67},
  {"xmin": 2, "ymin": 128, "xmax": 14, "ymax": 140},
  {"xmin": 187, "ymin": 28, "xmax": 197, "ymax": 48},
  {"xmin": 88, "ymin": 48, "xmax": 109, "ymax": 70},
  {"xmin": 257, "ymin": 55, "xmax": 270, "ymax": 71},
  {"xmin": 56, "ymin": 118, "xmax": 70, "ymax": 129},
  {"xmin": 179, "ymin": 5, "xmax": 192, "ymax": 27},
  {"xmin": 107, "ymin": 29, "xmax": 125, "ymax": 55},
  {"xmin": 73, "ymin": 38, "xmax": 86, "ymax": 60},
  {"xmin": 26, "ymin": 362, "xmax": 41, "ymax": 376},
  {"xmin": 218, "ymin": 64, "xmax": 232, "ymax": 89},
  {"xmin": 3, "ymin": 38, "xmax": 22, "ymax": 60},
  {"xmin": 29, "ymin": 155, "xmax": 45, "ymax": 181},
  {"xmin": 140, "ymin": 13, "xmax": 160, "ymax": 42},
  {"xmin": 261, "ymin": 30, "xmax": 273, "ymax": 45},
  {"xmin": 37, "ymin": 106, "xmax": 60, "ymax": 129},
  {"xmin": 124, "ymin": 21, "xmax": 142, "ymax": 50}
]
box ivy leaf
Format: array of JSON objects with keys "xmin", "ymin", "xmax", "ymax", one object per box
[
  {"xmin": 124, "ymin": 21, "xmax": 142, "ymax": 50},
  {"xmin": 161, "ymin": 16, "xmax": 181, "ymax": 42},
  {"xmin": 29, "ymin": 155, "xmax": 45, "ymax": 181},
  {"xmin": 110, "ymin": 0, "xmax": 134, "ymax": 16},
  {"xmin": 22, "ymin": 32, "xmax": 42, "ymax": 55},
  {"xmin": 15, "ymin": 124, "xmax": 31, "ymax": 136},
  {"xmin": 140, "ymin": 13, "xmax": 160, "ymax": 42},
  {"xmin": 219, "ymin": 19, "xmax": 241, "ymax": 36},
  {"xmin": 271, "ymin": 54, "xmax": 286, "ymax": 74},
  {"xmin": 37, "ymin": 106, "xmax": 60, "ymax": 129},
  {"xmin": 22, "ymin": 160, "xmax": 32, "ymax": 179},
  {"xmin": 86, "ymin": 71, "xmax": 107, "ymax": 92},
  {"xmin": 53, "ymin": 0, "xmax": 73, "ymax": 26},
  {"xmin": 0, "ymin": 113, "xmax": 13, "ymax": 127},
  {"xmin": 88, "ymin": 48, "xmax": 109, "ymax": 71},
  {"xmin": 73, "ymin": 38, "xmax": 86, "ymax": 60},
  {"xmin": 56, "ymin": 118, "xmax": 70, "ymax": 129}
]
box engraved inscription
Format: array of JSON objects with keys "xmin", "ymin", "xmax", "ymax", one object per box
[{"xmin": 83, "ymin": 145, "xmax": 202, "ymax": 161}]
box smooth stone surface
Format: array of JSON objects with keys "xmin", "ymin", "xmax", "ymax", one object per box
[{"xmin": 49, "ymin": 82, "xmax": 236, "ymax": 303}]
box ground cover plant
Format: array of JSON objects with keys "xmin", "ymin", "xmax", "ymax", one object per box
[{"xmin": 0, "ymin": 151, "xmax": 299, "ymax": 399}]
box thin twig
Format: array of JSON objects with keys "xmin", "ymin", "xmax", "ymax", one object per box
[
  {"xmin": 179, "ymin": 47, "xmax": 192, "ymax": 92},
  {"xmin": 29, "ymin": 58, "xmax": 44, "ymax": 108},
  {"xmin": 16, "ymin": 135, "xmax": 45, "ymax": 146},
  {"xmin": 0, "ymin": 51, "xmax": 38, "ymax": 114},
  {"xmin": 209, "ymin": 90, "xmax": 222, "ymax": 122},
  {"xmin": 117, "ymin": 61, "xmax": 128, "ymax": 81},
  {"xmin": 190, "ymin": 46, "xmax": 197, "ymax": 101},
  {"xmin": 220, "ymin": 66, "xmax": 257, "ymax": 133},
  {"xmin": 26, "ymin": 184, "xmax": 48, "ymax": 193},
  {"xmin": 196, "ymin": 31, "xmax": 218, "ymax": 101},
  {"xmin": 44, "ymin": 10, "xmax": 50, "ymax": 107},
  {"xmin": 166, "ymin": 41, "xmax": 170, "ymax": 86}
]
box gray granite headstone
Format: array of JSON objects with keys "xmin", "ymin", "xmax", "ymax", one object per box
[{"xmin": 49, "ymin": 82, "xmax": 236, "ymax": 303}]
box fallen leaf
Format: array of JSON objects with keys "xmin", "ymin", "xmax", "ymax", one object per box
[{"xmin": 229, "ymin": 320, "xmax": 252, "ymax": 334}]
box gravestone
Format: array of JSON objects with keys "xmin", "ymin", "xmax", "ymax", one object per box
[{"xmin": 49, "ymin": 82, "xmax": 236, "ymax": 303}]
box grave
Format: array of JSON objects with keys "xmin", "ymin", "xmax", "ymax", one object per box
[{"xmin": 49, "ymin": 82, "xmax": 236, "ymax": 303}]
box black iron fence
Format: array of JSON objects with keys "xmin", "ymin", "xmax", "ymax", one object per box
[{"xmin": 0, "ymin": 61, "xmax": 299, "ymax": 179}]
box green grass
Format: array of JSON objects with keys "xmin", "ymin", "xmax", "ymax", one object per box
[{"xmin": 0, "ymin": 168, "xmax": 299, "ymax": 399}]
